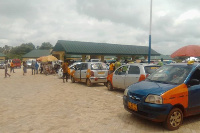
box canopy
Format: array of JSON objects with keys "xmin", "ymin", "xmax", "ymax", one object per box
[
  {"xmin": 171, "ymin": 45, "xmax": 200, "ymax": 58},
  {"xmin": 37, "ymin": 55, "xmax": 58, "ymax": 62}
]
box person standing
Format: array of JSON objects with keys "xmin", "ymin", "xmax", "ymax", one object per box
[
  {"xmin": 62, "ymin": 60, "xmax": 69, "ymax": 83},
  {"xmin": 5, "ymin": 61, "xmax": 11, "ymax": 78},
  {"xmin": 23, "ymin": 61, "xmax": 27, "ymax": 76},
  {"xmin": 114, "ymin": 59, "xmax": 121, "ymax": 70},
  {"xmin": 109, "ymin": 61, "xmax": 115, "ymax": 74},
  {"xmin": 10, "ymin": 61, "xmax": 15, "ymax": 73},
  {"xmin": 31, "ymin": 60, "xmax": 35, "ymax": 75},
  {"xmin": 35, "ymin": 61, "xmax": 39, "ymax": 74}
]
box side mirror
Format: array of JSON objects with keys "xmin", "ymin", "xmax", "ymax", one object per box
[{"xmin": 188, "ymin": 79, "xmax": 200, "ymax": 86}]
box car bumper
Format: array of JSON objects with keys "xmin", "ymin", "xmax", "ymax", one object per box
[
  {"xmin": 123, "ymin": 96, "xmax": 172, "ymax": 122},
  {"xmin": 90, "ymin": 77, "xmax": 107, "ymax": 83}
]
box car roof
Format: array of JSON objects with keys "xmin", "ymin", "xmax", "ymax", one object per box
[{"xmin": 127, "ymin": 63, "xmax": 160, "ymax": 67}]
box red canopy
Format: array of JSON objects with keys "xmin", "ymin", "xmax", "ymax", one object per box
[{"xmin": 171, "ymin": 45, "xmax": 200, "ymax": 58}]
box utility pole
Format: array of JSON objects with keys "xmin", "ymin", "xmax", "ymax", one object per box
[{"xmin": 148, "ymin": 0, "xmax": 152, "ymax": 64}]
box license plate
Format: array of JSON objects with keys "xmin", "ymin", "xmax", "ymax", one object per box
[
  {"xmin": 98, "ymin": 71, "xmax": 105, "ymax": 74},
  {"xmin": 128, "ymin": 102, "xmax": 137, "ymax": 111}
]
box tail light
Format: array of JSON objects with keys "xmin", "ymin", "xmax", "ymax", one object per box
[
  {"xmin": 90, "ymin": 71, "xmax": 94, "ymax": 77},
  {"xmin": 139, "ymin": 74, "xmax": 146, "ymax": 81},
  {"xmin": 146, "ymin": 74, "xmax": 150, "ymax": 77}
]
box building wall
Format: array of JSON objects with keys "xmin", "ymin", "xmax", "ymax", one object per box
[{"xmin": 0, "ymin": 57, "xmax": 5, "ymax": 60}]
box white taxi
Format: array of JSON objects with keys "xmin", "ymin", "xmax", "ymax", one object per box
[{"xmin": 106, "ymin": 63, "xmax": 160, "ymax": 90}]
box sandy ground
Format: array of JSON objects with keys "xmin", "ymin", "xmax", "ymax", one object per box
[{"xmin": 1, "ymin": 68, "xmax": 200, "ymax": 133}]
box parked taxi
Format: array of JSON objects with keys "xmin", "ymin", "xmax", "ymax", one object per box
[
  {"xmin": 106, "ymin": 63, "xmax": 160, "ymax": 91},
  {"xmin": 71, "ymin": 62, "xmax": 108, "ymax": 86},
  {"xmin": 123, "ymin": 62, "xmax": 200, "ymax": 130}
]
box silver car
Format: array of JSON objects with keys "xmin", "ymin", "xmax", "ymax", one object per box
[
  {"xmin": 71, "ymin": 62, "xmax": 108, "ymax": 86},
  {"xmin": 107, "ymin": 63, "xmax": 160, "ymax": 90}
]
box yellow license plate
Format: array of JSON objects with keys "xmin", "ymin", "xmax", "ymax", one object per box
[
  {"xmin": 128, "ymin": 102, "xmax": 138, "ymax": 111},
  {"xmin": 98, "ymin": 72, "xmax": 105, "ymax": 74}
]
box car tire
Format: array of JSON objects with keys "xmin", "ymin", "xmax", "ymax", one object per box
[
  {"xmin": 71, "ymin": 77, "xmax": 75, "ymax": 83},
  {"xmin": 86, "ymin": 79, "xmax": 92, "ymax": 87},
  {"xmin": 107, "ymin": 81, "xmax": 113, "ymax": 91},
  {"xmin": 164, "ymin": 108, "xmax": 183, "ymax": 131}
]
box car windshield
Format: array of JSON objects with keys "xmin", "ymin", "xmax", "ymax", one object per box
[
  {"xmin": 91, "ymin": 63, "xmax": 107, "ymax": 70},
  {"xmin": 146, "ymin": 65, "xmax": 193, "ymax": 85}
]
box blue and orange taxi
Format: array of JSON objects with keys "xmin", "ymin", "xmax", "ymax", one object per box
[{"xmin": 123, "ymin": 62, "xmax": 200, "ymax": 130}]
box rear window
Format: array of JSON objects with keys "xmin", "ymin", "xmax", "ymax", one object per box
[
  {"xmin": 91, "ymin": 63, "xmax": 107, "ymax": 70},
  {"xmin": 144, "ymin": 66, "xmax": 160, "ymax": 74}
]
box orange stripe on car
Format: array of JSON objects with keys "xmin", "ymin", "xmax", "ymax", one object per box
[
  {"xmin": 107, "ymin": 73, "xmax": 114, "ymax": 85},
  {"xmin": 86, "ymin": 69, "xmax": 91, "ymax": 78},
  {"xmin": 139, "ymin": 74, "xmax": 146, "ymax": 82},
  {"xmin": 161, "ymin": 83, "xmax": 188, "ymax": 108}
]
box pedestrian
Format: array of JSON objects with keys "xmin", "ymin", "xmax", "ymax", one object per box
[
  {"xmin": 109, "ymin": 61, "xmax": 115, "ymax": 74},
  {"xmin": 157, "ymin": 58, "xmax": 164, "ymax": 66},
  {"xmin": 35, "ymin": 61, "xmax": 39, "ymax": 74},
  {"xmin": 114, "ymin": 59, "xmax": 121, "ymax": 70},
  {"xmin": 62, "ymin": 60, "xmax": 69, "ymax": 83},
  {"xmin": 23, "ymin": 61, "xmax": 27, "ymax": 76},
  {"xmin": 10, "ymin": 61, "xmax": 15, "ymax": 73},
  {"xmin": 4, "ymin": 61, "xmax": 11, "ymax": 78},
  {"xmin": 31, "ymin": 60, "xmax": 35, "ymax": 75},
  {"xmin": 40, "ymin": 63, "xmax": 44, "ymax": 74}
]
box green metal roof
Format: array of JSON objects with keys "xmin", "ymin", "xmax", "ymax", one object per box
[
  {"xmin": 140, "ymin": 55, "xmax": 172, "ymax": 60},
  {"xmin": 22, "ymin": 50, "xmax": 51, "ymax": 58},
  {"xmin": 53, "ymin": 40, "xmax": 160, "ymax": 56},
  {"xmin": 0, "ymin": 52, "xmax": 6, "ymax": 57}
]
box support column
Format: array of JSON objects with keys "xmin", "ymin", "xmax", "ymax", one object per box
[
  {"xmin": 100, "ymin": 55, "xmax": 104, "ymax": 62},
  {"xmin": 131, "ymin": 55, "xmax": 136, "ymax": 61},
  {"xmin": 82, "ymin": 55, "xmax": 86, "ymax": 62}
]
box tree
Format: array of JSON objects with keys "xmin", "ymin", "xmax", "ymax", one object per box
[
  {"xmin": 8, "ymin": 43, "xmax": 35, "ymax": 59},
  {"xmin": 39, "ymin": 42, "xmax": 53, "ymax": 50}
]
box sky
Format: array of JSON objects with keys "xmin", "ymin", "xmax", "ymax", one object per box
[{"xmin": 0, "ymin": 0, "xmax": 200, "ymax": 55}]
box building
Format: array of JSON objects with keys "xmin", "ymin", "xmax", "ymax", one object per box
[
  {"xmin": 22, "ymin": 50, "xmax": 51, "ymax": 61},
  {"xmin": 52, "ymin": 40, "xmax": 160, "ymax": 62},
  {"xmin": 0, "ymin": 52, "xmax": 6, "ymax": 60}
]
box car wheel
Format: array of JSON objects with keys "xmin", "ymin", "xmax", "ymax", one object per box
[
  {"xmin": 71, "ymin": 77, "xmax": 75, "ymax": 83},
  {"xmin": 86, "ymin": 79, "xmax": 92, "ymax": 87},
  {"xmin": 164, "ymin": 108, "xmax": 183, "ymax": 131},
  {"xmin": 107, "ymin": 81, "xmax": 113, "ymax": 91}
]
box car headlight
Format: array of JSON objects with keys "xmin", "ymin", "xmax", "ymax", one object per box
[
  {"xmin": 124, "ymin": 88, "xmax": 129, "ymax": 96},
  {"xmin": 145, "ymin": 94, "xmax": 163, "ymax": 104}
]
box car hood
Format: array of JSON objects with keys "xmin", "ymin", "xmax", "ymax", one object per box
[{"xmin": 128, "ymin": 81, "xmax": 178, "ymax": 96}]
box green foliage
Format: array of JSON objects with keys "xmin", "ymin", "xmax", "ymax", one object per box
[
  {"xmin": 39, "ymin": 42, "xmax": 53, "ymax": 50},
  {"xmin": 6, "ymin": 43, "xmax": 35, "ymax": 59}
]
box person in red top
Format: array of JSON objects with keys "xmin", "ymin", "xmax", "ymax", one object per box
[
  {"xmin": 10, "ymin": 61, "xmax": 15, "ymax": 73},
  {"xmin": 62, "ymin": 60, "xmax": 69, "ymax": 83}
]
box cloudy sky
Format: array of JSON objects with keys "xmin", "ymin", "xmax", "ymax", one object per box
[{"xmin": 0, "ymin": 0, "xmax": 200, "ymax": 55}]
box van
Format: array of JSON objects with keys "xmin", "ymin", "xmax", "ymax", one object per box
[{"xmin": 12, "ymin": 59, "xmax": 21, "ymax": 68}]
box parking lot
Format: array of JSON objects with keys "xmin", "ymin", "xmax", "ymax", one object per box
[{"xmin": 0, "ymin": 68, "xmax": 200, "ymax": 133}]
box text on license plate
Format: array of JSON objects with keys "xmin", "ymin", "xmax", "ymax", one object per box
[
  {"xmin": 98, "ymin": 72, "xmax": 105, "ymax": 74},
  {"xmin": 128, "ymin": 102, "xmax": 138, "ymax": 111}
]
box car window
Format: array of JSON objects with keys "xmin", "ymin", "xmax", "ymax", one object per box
[
  {"xmin": 128, "ymin": 66, "xmax": 140, "ymax": 74},
  {"xmin": 91, "ymin": 63, "xmax": 107, "ymax": 70},
  {"xmin": 144, "ymin": 66, "xmax": 160, "ymax": 74},
  {"xmin": 81, "ymin": 63, "xmax": 88, "ymax": 70},
  {"xmin": 147, "ymin": 65, "xmax": 192, "ymax": 85},
  {"xmin": 75, "ymin": 64, "xmax": 81, "ymax": 70},
  {"xmin": 115, "ymin": 66, "xmax": 128, "ymax": 75}
]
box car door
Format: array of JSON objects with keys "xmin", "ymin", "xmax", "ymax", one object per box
[
  {"xmin": 112, "ymin": 65, "xmax": 128, "ymax": 89},
  {"xmin": 124, "ymin": 65, "xmax": 141, "ymax": 89},
  {"xmin": 80, "ymin": 63, "xmax": 88, "ymax": 82},
  {"xmin": 74, "ymin": 63, "xmax": 82, "ymax": 81},
  {"xmin": 187, "ymin": 67, "xmax": 200, "ymax": 114}
]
